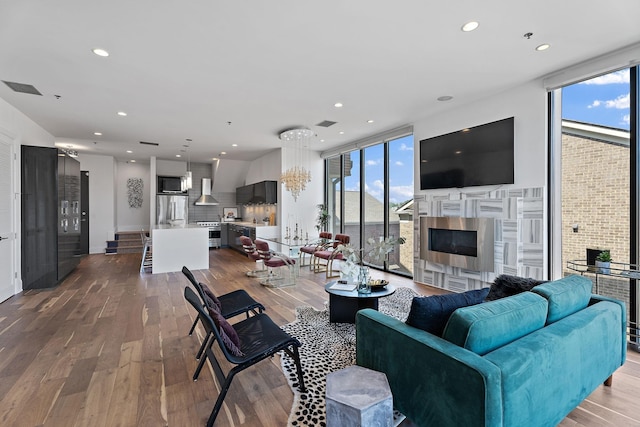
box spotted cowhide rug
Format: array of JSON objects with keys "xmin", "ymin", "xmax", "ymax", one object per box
[{"xmin": 280, "ymin": 287, "xmax": 418, "ymax": 427}]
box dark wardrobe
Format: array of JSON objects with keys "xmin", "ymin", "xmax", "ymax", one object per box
[{"xmin": 21, "ymin": 146, "xmax": 81, "ymax": 289}]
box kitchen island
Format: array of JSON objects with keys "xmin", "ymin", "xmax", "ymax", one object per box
[{"xmin": 151, "ymin": 224, "xmax": 209, "ymax": 274}]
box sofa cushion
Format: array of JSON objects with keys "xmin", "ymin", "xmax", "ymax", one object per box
[
  {"xmin": 485, "ymin": 274, "xmax": 546, "ymax": 301},
  {"xmin": 531, "ymin": 275, "xmax": 593, "ymax": 324},
  {"xmin": 405, "ymin": 288, "xmax": 489, "ymax": 336},
  {"xmin": 442, "ymin": 292, "xmax": 548, "ymax": 355}
]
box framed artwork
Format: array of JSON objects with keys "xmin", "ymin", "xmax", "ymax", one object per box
[{"xmin": 223, "ymin": 207, "xmax": 238, "ymax": 221}]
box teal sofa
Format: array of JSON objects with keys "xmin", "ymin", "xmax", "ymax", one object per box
[{"xmin": 356, "ymin": 275, "xmax": 627, "ymax": 427}]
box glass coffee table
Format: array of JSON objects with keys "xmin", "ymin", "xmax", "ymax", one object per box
[{"xmin": 324, "ymin": 281, "xmax": 396, "ymax": 323}]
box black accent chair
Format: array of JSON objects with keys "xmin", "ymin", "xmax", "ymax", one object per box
[
  {"xmin": 184, "ymin": 287, "xmax": 306, "ymax": 427},
  {"xmin": 182, "ymin": 266, "xmax": 265, "ymax": 359}
]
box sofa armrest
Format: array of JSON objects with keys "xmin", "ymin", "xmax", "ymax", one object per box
[
  {"xmin": 356, "ymin": 309, "xmax": 503, "ymax": 427},
  {"xmin": 589, "ymin": 295, "xmax": 627, "ymax": 364}
]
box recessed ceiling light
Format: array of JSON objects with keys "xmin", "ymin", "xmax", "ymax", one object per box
[
  {"xmin": 212, "ymin": 157, "xmax": 219, "ymax": 161},
  {"xmin": 220, "ymin": 151, "xmax": 226, "ymax": 155},
  {"xmin": 117, "ymin": 111, "xmax": 127, "ymax": 116},
  {"xmin": 437, "ymin": 95, "xmax": 453, "ymax": 101},
  {"xmin": 461, "ymin": 21, "xmax": 479, "ymax": 32},
  {"xmin": 320, "ymin": 139, "xmax": 325, "ymax": 143},
  {"xmin": 334, "ymin": 102, "xmax": 343, "ymax": 108},
  {"xmin": 231, "ymin": 144, "xmax": 238, "ymax": 147},
  {"xmin": 126, "ymin": 150, "xmax": 132, "ymax": 153},
  {"xmin": 455, "ymin": 150, "xmax": 462, "ymax": 154},
  {"xmin": 130, "ymin": 160, "xmax": 136, "ymax": 163},
  {"xmin": 536, "ymin": 44, "xmax": 551, "ymax": 51},
  {"xmin": 339, "ymin": 131, "xmax": 344, "ymax": 135},
  {"xmin": 176, "ymin": 154, "xmax": 181, "ymax": 158},
  {"xmin": 367, "ymin": 119, "xmax": 374, "ymax": 123},
  {"xmin": 92, "ymin": 48, "xmax": 109, "ymax": 57},
  {"xmin": 94, "ymin": 132, "xmax": 102, "ymax": 136}
]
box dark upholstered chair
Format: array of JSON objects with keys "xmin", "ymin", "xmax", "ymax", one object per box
[
  {"xmin": 298, "ymin": 231, "xmax": 333, "ymax": 268},
  {"xmin": 313, "ymin": 233, "xmax": 350, "ymax": 278},
  {"xmin": 254, "ymin": 239, "xmax": 297, "ymax": 287},
  {"xmin": 182, "ymin": 266, "xmax": 265, "ymax": 359},
  {"xmin": 239, "ymin": 235, "xmax": 266, "ymax": 277},
  {"xmin": 184, "ymin": 286, "xmax": 306, "ymax": 427}
]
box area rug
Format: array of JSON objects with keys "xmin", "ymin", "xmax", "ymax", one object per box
[{"xmin": 280, "ymin": 287, "xmax": 418, "ymax": 427}]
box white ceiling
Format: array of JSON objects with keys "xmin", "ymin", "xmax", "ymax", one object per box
[{"xmin": 1, "ymin": 1, "xmax": 639, "ymax": 163}]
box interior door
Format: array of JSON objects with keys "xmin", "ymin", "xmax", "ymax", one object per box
[
  {"xmin": 80, "ymin": 170, "xmax": 89, "ymax": 254},
  {"xmin": 0, "ymin": 132, "xmax": 15, "ymax": 302}
]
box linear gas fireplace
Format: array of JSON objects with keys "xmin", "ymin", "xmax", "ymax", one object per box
[{"xmin": 420, "ymin": 216, "xmax": 494, "ymax": 271}]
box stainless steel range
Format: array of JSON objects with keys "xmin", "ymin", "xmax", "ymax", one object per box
[{"xmin": 196, "ymin": 221, "xmax": 221, "ymax": 248}]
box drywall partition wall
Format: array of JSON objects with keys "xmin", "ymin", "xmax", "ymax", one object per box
[
  {"xmin": 0, "ymin": 96, "xmax": 55, "ymax": 148},
  {"xmin": 213, "ymin": 159, "xmax": 250, "ymax": 192},
  {"xmin": 115, "ymin": 160, "xmax": 151, "ymax": 232},
  {"xmin": 77, "ymin": 153, "xmax": 116, "ymax": 254},
  {"xmin": 156, "ymin": 159, "xmax": 186, "ymax": 176},
  {"xmin": 244, "ymin": 149, "xmax": 281, "ymax": 184},
  {"xmin": 413, "ymin": 82, "xmax": 548, "ymax": 292}
]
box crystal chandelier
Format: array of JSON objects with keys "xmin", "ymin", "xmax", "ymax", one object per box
[{"xmin": 280, "ymin": 127, "xmax": 313, "ymax": 201}]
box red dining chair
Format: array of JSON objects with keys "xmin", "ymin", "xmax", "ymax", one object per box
[
  {"xmin": 313, "ymin": 233, "xmax": 350, "ymax": 279},
  {"xmin": 298, "ymin": 231, "xmax": 333, "ymax": 268},
  {"xmin": 254, "ymin": 239, "xmax": 297, "ymax": 287}
]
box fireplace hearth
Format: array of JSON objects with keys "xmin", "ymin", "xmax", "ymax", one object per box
[{"xmin": 420, "ymin": 216, "xmax": 494, "ymax": 271}]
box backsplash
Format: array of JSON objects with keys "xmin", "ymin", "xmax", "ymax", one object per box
[{"xmin": 186, "ymin": 162, "xmax": 237, "ymax": 223}]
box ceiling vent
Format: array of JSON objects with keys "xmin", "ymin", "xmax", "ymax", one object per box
[
  {"xmin": 316, "ymin": 120, "xmax": 337, "ymax": 128},
  {"xmin": 2, "ymin": 80, "xmax": 42, "ymax": 95},
  {"xmin": 139, "ymin": 141, "xmax": 159, "ymax": 146}
]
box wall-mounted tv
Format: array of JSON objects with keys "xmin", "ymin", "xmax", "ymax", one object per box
[{"xmin": 419, "ymin": 117, "xmax": 514, "ymax": 190}]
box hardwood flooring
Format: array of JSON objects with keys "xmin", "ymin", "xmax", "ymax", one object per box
[{"xmin": 0, "ymin": 249, "xmax": 638, "ymax": 426}]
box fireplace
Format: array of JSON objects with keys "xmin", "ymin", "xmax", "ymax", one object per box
[{"xmin": 420, "ymin": 216, "xmax": 494, "ymax": 271}]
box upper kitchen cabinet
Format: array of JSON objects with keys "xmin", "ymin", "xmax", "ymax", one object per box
[{"xmin": 236, "ymin": 180, "xmax": 277, "ymax": 205}]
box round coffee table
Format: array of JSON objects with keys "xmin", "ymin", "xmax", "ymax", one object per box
[{"xmin": 324, "ymin": 281, "xmax": 396, "ymax": 323}]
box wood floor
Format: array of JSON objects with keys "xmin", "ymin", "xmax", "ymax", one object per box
[{"xmin": 0, "ymin": 249, "xmax": 639, "ymax": 427}]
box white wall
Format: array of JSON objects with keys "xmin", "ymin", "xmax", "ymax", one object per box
[
  {"xmin": 413, "ymin": 81, "xmax": 548, "ymax": 194},
  {"xmin": 77, "ymin": 153, "xmax": 117, "ymax": 254},
  {"xmin": 214, "ymin": 158, "xmax": 251, "ymax": 192},
  {"xmin": 115, "ymin": 161, "xmax": 151, "ymax": 232}
]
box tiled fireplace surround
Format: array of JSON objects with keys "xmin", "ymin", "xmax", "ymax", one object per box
[{"xmin": 413, "ymin": 187, "xmax": 544, "ymax": 292}]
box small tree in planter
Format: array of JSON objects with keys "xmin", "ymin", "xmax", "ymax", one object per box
[
  {"xmin": 595, "ymin": 250, "xmax": 612, "ymax": 275},
  {"xmin": 315, "ymin": 204, "xmax": 329, "ymax": 232}
]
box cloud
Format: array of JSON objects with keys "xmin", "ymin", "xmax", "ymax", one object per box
[
  {"xmin": 580, "ymin": 69, "xmax": 629, "ymax": 85},
  {"xmin": 588, "ymin": 93, "xmax": 630, "ymax": 110},
  {"xmin": 623, "ymin": 114, "xmax": 630, "ymax": 126},
  {"xmin": 366, "ymin": 159, "xmax": 381, "ymax": 166},
  {"xmin": 389, "ymin": 185, "xmax": 414, "ymax": 203},
  {"xmin": 399, "ymin": 143, "xmax": 413, "ymax": 151},
  {"xmin": 395, "ymin": 161, "xmax": 404, "ymax": 166}
]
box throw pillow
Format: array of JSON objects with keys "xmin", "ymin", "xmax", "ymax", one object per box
[
  {"xmin": 484, "ymin": 275, "xmax": 546, "ymax": 302},
  {"xmin": 206, "ymin": 305, "xmax": 243, "ymax": 357},
  {"xmin": 200, "ymin": 282, "xmax": 222, "ymax": 311},
  {"xmin": 406, "ymin": 288, "xmax": 489, "ymax": 336}
]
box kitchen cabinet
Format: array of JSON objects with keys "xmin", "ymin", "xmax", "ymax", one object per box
[
  {"xmin": 228, "ymin": 224, "xmax": 256, "ymax": 254},
  {"xmin": 235, "ymin": 180, "xmax": 277, "ymax": 205},
  {"xmin": 21, "ymin": 146, "xmax": 58, "ymax": 289},
  {"xmin": 220, "ymin": 223, "xmax": 229, "ymax": 247}
]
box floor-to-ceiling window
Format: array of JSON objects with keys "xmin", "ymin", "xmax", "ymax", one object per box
[
  {"xmin": 551, "ymin": 66, "xmax": 638, "ymax": 345},
  {"xmin": 324, "ymin": 129, "xmax": 414, "ymax": 277}
]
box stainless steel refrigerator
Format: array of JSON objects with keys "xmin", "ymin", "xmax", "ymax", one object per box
[{"xmin": 157, "ymin": 195, "xmax": 188, "ymax": 225}]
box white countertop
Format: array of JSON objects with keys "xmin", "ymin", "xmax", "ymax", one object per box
[
  {"xmin": 152, "ymin": 223, "xmax": 204, "ymax": 230},
  {"xmin": 228, "ymin": 221, "xmax": 276, "ymax": 228}
]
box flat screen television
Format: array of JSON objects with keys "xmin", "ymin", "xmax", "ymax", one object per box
[{"xmin": 419, "ymin": 117, "xmax": 514, "ymax": 190}]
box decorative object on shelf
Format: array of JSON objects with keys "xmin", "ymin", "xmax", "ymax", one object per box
[
  {"xmin": 339, "ymin": 236, "xmax": 406, "ymax": 282},
  {"xmin": 223, "ymin": 207, "xmax": 238, "ymax": 221},
  {"xmin": 126, "ymin": 177, "xmax": 143, "ymax": 208},
  {"xmin": 595, "ymin": 250, "xmax": 612, "ymax": 274},
  {"xmin": 280, "ymin": 127, "xmax": 313, "ymax": 202},
  {"xmin": 315, "ymin": 204, "xmax": 329, "ymax": 232}
]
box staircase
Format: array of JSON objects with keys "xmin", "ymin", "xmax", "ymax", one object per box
[{"xmin": 105, "ymin": 231, "xmax": 144, "ymax": 254}]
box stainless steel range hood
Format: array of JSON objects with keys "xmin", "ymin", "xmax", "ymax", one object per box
[{"xmin": 195, "ymin": 178, "xmax": 219, "ymax": 205}]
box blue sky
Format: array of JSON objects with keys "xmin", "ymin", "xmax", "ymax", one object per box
[{"xmin": 562, "ymin": 69, "xmax": 630, "ymax": 130}]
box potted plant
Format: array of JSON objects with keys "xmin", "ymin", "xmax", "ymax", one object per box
[
  {"xmin": 595, "ymin": 250, "xmax": 612, "ymax": 275},
  {"xmin": 315, "ymin": 204, "xmax": 329, "ymax": 232}
]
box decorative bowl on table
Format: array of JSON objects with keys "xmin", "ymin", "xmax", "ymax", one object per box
[{"xmin": 368, "ymin": 279, "xmax": 389, "ymax": 289}]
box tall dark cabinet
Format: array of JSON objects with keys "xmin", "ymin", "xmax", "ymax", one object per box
[{"xmin": 21, "ymin": 146, "xmax": 81, "ymax": 290}]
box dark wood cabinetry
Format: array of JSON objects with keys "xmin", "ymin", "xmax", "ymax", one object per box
[
  {"xmin": 21, "ymin": 146, "xmax": 81, "ymax": 289},
  {"xmin": 236, "ymin": 180, "xmax": 277, "ymax": 205}
]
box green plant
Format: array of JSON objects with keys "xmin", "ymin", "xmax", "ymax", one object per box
[
  {"xmin": 596, "ymin": 250, "xmax": 612, "ymax": 262},
  {"xmin": 315, "ymin": 204, "xmax": 329, "ymax": 232}
]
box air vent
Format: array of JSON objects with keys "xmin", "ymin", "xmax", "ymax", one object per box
[
  {"xmin": 139, "ymin": 141, "xmax": 159, "ymax": 146},
  {"xmin": 2, "ymin": 80, "xmax": 42, "ymax": 96},
  {"xmin": 316, "ymin": 120, "xmax": 337, "ymax": 128}
]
